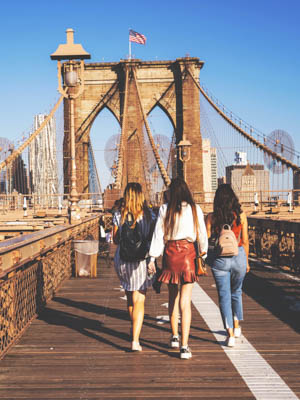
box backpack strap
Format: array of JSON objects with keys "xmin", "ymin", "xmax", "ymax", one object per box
[{"xmin": 224, "ymin": 222, "xmax": 242, "ymax": 245}]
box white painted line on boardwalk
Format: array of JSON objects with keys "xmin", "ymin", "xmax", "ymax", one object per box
[
  {"xmin": 192, "ymin": 283, "xmax": 299, "ymax": 400},
  {"xmin": 156, "ymin": 315, "xmax": 170, "ymax": 324},
  {"xmin": 113, "ymin": 287, "xmax": 125, "ymax": 291}
]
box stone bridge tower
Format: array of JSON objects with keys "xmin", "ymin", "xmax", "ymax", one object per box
[{"xmin": 63, "ymin": 57, "xmax": 205, "ymax": 199}]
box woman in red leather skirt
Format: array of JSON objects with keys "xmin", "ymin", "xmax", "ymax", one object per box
[{"xmin": 148, "ymin": 177, "xmax": 208, "ymax": 359}]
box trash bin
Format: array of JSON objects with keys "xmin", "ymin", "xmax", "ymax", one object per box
[{"xmin": 73, "ymin": 240, "xmax": 99, "ymax": 278}]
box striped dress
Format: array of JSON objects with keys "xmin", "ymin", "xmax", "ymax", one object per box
[{"xmin": 113, "ymin": 210, "xmax": 156, "ymax": 291}]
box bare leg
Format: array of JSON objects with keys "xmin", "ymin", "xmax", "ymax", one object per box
[
  {"xmin": 132, "ymin": 290, "xmax": 146, "ymax": 343},
  {"xmin": 125, "ymin": 290, "xmax": 133, "ymax": 337},
  {"xmin": 234, "ymin": 318, "xmax": 240, "ymax": 329},
  {"xmin": 126, "ymin": 290, "xmax": 133, "ymax": 321},
  {"xmin": 179, "ymin": 283, "xmax": 194, "ymax": 347},
  {"xmin": 227, "ymin": 328, "xmax": 234, "ymax": 337},
  {"xmin": 168, "ymin": 284, "xmax": 180, "ymax": 336}
]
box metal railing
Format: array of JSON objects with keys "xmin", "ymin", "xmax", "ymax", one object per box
[
  {"xmin": 193, "ymin": 189, "xmax": 300, "ymax": 212},
  {"xmin": 0, "ymin": 215, "xmax": 100, "ymax": 359},
  {"xmin": 0, "ymin": 192, "xmax": 103, "ymax": 216},
  {"xmin": 248, "ymin": 216, "xmax": 300, "ymax": 274}
]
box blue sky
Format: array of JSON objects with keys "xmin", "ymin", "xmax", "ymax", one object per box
[{"xmin": 0, "ymin": 0, "xmax": 299, "ymax": 189}]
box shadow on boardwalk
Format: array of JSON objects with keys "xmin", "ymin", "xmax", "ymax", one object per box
[
  {"xmin": 0, "ymin": 254, "xmax": 300, "ymax": 399},
  {"xmin": 243, "ymin": 260, "xmax": 300, "ymax": 333}
]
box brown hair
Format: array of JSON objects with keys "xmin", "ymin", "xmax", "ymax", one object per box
[
  {"xmin": 213, "ymin": 184, "xmax": 242, "ymax": 231},
  {"xmin": 164, "ymin": 177, "xmax": 197, "ymax": 238}
]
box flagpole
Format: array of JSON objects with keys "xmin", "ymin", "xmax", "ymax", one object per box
[{"xmin": 129, "ymin": 31, "xmax": 131, "ymax": 60}]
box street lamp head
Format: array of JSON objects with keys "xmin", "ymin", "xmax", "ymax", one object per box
[
  {"xmin": 178, "ymin": 134, "xmax": 192, "ymax": 162},
  {"xmin": 50, "ymin": 28, "xmax": 91, "ymax": 60},
  {"xmin": 65, "ymin": 70, "xmax": 78, "ymax": 87},
  {"xmin": 50, "ymin": 28, "xmax": 91, "ymax": 96}
]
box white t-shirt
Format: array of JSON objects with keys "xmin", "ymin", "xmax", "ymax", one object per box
[{"xmin": 149, "ymin": 202, "xmax": 208, "ymax": 259}]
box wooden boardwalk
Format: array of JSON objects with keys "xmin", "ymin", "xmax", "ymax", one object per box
[{"xmin": 1, "ymin": 249, "xmax": 300, "ymax": 399}]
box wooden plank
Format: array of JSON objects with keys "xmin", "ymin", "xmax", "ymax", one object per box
[{"xmin": 0, "ymin": 249, "xmax": 299, "ymax": 398}]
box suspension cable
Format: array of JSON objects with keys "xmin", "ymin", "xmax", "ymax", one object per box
[
  {"xmin": 0, "ymin": 95, "xmax": 64, "ymax": 172},
  {"xmin": 132, "ymin": 67, "xmax": 171, "ymax": 187},
  {"xmin": 186, "ymin": 68, "xmax": 300, "ymax": 173},
  {"xmin": 115, "ymin": 69, "xmax": 129, "ymax": 189}
]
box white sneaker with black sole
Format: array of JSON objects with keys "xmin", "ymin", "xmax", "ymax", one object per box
[
  {"xmin": 170, "ymin": 335, "xmax": 180, "ymax": 348},
  {"xmin": 180, "ymin": 346, "xmax": 192, "ymax": 359}
]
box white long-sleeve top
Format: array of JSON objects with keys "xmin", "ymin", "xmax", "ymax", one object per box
[{"xmin": 149, "ymin": 202, "xmax": 208, "ymax": 259}]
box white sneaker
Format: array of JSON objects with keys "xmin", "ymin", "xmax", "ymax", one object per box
[
  {"xmin": 131, "ymin": 341, "xmax": 142, "ymax": 351},
  {"xmin": 234, "ymin": 327, "xmax": 242, "ymax": 338},
  {"xmin": 227, "ymin": 336, "xmax": 235, "ymax": 347},
  {"xmin": 180, "ymin": 346, "xmax": 192, "ymax": 359},
  {"xmin": 170, "ymin": 335, "xmax": 180, "ymax": 348}
]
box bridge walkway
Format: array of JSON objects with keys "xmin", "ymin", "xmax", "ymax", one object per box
[{"xmin": 1, "ymin": 248, "xmax": 300, "ymax": 399}]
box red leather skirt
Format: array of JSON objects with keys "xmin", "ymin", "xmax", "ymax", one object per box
[{"xmin": 158, "ymin": 239, "xmax": 197, "ymax": 285}]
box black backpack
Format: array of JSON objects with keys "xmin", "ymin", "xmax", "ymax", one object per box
[{"xmin": 119, "ymin": 213, "xmax": 148, "ymax": 262}]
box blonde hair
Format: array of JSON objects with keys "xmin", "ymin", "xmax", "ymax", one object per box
[{"xmin": 121, "ymin": 182, "xmax": 149, "ymax": 226}]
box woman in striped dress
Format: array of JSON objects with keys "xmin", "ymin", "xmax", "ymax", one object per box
[{"xmin": 112, "ymin": 182, "xmax": 156, "ymax": 352}]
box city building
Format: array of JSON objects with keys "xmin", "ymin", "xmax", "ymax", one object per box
[
  {"xmin": 241, "ymin": 163, "xmax": 256, "ymax": 202},
  {"xmin": 226, "ymin": 161, "xmax": 270, "ymax": 203},
  {"xmin": 293, "ymin": 171, "xmax": 300, "ymax": 203},
  {"xmin": 211, "ymin": 147, "xmax": 218, "ymax": 191},
  {"xmin": 202, "ymin": 138, "xmax": 218, "ymax": 202},
  {"xmin": 0, "ymin": 138, "xmax": 28, "ymax": 194},
  {"xmin": 28, "ymin": 114, "xmax": 58, "ymax": 206},
  {"xmin": 218, "ymin": 176, "xmax": 226, "ymax": 186}
]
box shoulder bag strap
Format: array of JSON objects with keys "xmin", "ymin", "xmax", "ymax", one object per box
[{"xmin": 193, "ymin": 206, "xmax": 201, "ymax": 255}]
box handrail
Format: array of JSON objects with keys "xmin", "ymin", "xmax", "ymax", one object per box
[
  {"xmin": 0, "ymin": 214, "xmax": 100, "ymax": 360},
  {"xmin": 0, "ymin": 215, "xmax": 100, "ymax": 279}
]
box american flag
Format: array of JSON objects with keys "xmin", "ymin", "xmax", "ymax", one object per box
[{"xmin": 129, "ymin": 29, "xmax": 146, "ymax": 45}]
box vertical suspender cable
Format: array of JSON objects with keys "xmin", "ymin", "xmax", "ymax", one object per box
[
  {"xmin": 115, "ymin": 67, "xmax": 129, "ymax": 189},
  {"xmin": 132, "ymin": 68, "xmax": 171, "ymax": 187}
]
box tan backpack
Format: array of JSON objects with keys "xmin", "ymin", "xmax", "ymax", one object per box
[{"xmin": 216, "ymin": 224, "xmax": 239, "ymax": 257}]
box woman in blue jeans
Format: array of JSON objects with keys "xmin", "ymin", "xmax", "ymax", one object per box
[{"xmin": 205, "ymin": 184, "xmax": 250, "ymax": 347}]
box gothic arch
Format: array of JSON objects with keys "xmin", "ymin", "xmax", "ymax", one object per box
[{"xmin": 63, "ymin": 57, "xmax": 204, "ymax": 197}]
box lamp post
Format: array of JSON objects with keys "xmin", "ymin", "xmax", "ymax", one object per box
[
  {"xmin": 177, "ymin": 134, "xmax": 192, "ymax": 181},
  {"xmin": 50, "ymin": 29, "xmax": 90, "ymax": 224}
]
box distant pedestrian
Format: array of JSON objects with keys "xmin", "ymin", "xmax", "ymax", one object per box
[
  {"xmin": 148, "ymin": 177, "xmax": 208, "ymax": 359},
  {"xmin": 99, "ymin": 216, "xmax": 106, "ymax": 243},
  {"xmin": 113, "ymin": 183, "xmax": 156, "ymax": 352},
  {"xmin": 205, "ymin": 184, "xmax": 250, "ymax": 347}
]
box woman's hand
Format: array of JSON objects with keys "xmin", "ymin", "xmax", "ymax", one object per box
[
  {"xmin": 246, "ymin": 262, "xmax": 250, "ymax": 273},
  {"xmin": 112, "ymin": 225, "xmax": 120, "ymax": 244},
  {"xmin": 148, "ymin": 260, "xmax": 156, "ymax": 276}
]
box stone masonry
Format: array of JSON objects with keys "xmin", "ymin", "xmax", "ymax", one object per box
[{"xmin": 63, "ymin": 57, "xmax": 205, "ymax": 198}]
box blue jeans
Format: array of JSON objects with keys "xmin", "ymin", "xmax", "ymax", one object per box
[{"xmin": 211, "ymin": 246, "xmax": 247, "ymax": 330}]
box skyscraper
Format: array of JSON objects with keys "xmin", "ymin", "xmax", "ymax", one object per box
[
  {"xmin": 202, "ymin": 138, "xmax": 218, "ymax": 201},
  {"xmin": 28, "ymin": 115, "xmax": 58, "ymax": 206}
]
